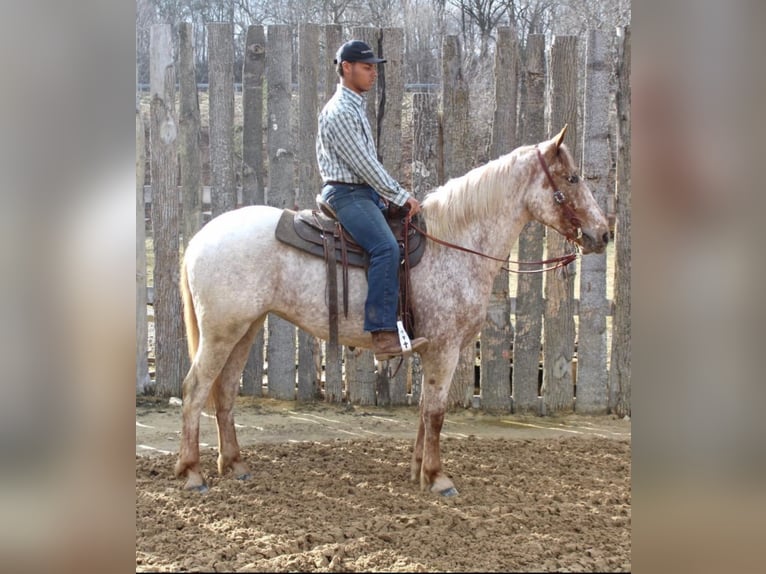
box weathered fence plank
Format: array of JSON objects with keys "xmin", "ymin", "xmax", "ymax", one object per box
[
  {"xmin": 377, "ymin": 27, "xmax": 407, "ymax": 407},
  {"xmin": 480, "ymin": 26, "xmax": 518, "ymax": 413},
  {"xmin": 512, "ymin": 34, "xmax": 547, "ymax": 414},
  {"xmin": 542, "ymin": 35, "xmax": 579, "ymax": 414},
  {"xmin": 296, "ymin": 23, "xmax": 321, "ymax": 402},
  {"xmin": 266, "ymin": 24, "xmax": 297, "ymax": 400},
  {"xmin": 208, "ymin": 23, "xmax": 236, "ymax": 217},
  {"xmin": 609, "ymin": 25, "xmax": 631, "ymax": 417},
  {"xmin": 241, "ymin": 24, "xmax": 266, "ymax": 397},
  {"xmin": 410, "ymin": 91, "xmax": 439, "ymax": 405},
  {"xmin": 441, "ymin": 35, "xmax": 475, "ymax": 409},
  {"xmin": 136, "ymin": 103, "xmax": 150, "ymax": 393},
  {"xmin": 344, "ymin": 26, "xmax": 383, "ymax": 405},
  {"xmin": 577, "ymin": 29, "xmax": 610, "ymax": 413},
  {"xmin": 242, "ymin": 25, "xmax": 266, "ymax": 206},
  {"xmin": 319, "ymin": 24, "xmax": 345, "ymax": 403},
  {"xmin": 150, "ymin": 24, "xmax": 186, "ymax": 397},
  {"xmin": 323, "ymin": 24, "xmax": 342, "ymax": 104},
  {"xmin": 178, "ymin": 23, "xmax": 203, "ymax": 250}
]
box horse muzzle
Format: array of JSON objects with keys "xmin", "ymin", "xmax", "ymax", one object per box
[{"xmin": 578, "ymin": 227, "xmax": 610, "ymax": 254}]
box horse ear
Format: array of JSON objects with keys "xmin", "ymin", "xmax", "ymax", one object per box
[{"xmin": 553, "ymin": 124, "xmax": 568, "ymax": 151}]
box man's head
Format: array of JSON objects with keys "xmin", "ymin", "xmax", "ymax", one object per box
[{"xmin": 334, "ymin": 40, "xmax": 385, "ymax": 94}]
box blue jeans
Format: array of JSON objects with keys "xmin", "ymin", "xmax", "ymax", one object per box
[{"xmin": 321, "ymin": 184, "xmax": 399, "ymax": 332}]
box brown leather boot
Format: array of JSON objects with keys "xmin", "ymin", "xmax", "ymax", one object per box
[{"xmin": 371, "ymin": 331, "xmax": 429, "ymax": 361}]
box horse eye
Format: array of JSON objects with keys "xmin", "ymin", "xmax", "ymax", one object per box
[{"xmin": 567, "ymin": 174, "xmax": 579, "ymax": 184}]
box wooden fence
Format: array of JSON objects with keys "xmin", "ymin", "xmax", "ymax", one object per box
[{"xmin": 137, "ymin": 23, "xmax": 631, "ymax": 416}]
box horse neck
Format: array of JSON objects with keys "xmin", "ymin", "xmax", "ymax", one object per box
[{"xmin": 422, "ymin": 150, "xmax": 533, "ymax": 268}]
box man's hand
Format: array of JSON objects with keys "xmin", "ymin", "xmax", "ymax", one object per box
[{"xmin": 404, "ymin": 196, "xmax": 422, "ymax": 218}]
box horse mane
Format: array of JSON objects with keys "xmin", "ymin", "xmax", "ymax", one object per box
[{"xmin": 421, "ymin": 144, "xmax": 535, "ymax": 239}]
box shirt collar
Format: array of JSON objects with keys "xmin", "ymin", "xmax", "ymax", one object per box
[{"xmin": 337, "ymin": 84, "xmax": 365, "ymax": 109}]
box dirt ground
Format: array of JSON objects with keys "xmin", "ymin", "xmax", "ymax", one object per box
[{"xmin": 136, "ymin": 396, "xmax": 631, "ymax": 572}]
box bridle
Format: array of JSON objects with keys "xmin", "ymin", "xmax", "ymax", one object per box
[
  {"xmin": 535, "ymin": 146, "xmax": 582, "ymax": 241},
  {"xmin": 406, "ymin": 147, "xmax": 584, "ymax": 274}
]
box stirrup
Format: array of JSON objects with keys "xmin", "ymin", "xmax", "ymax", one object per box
[{"xmin": 316, "ymin": 194, "xmax": 337, "ymax": 220}]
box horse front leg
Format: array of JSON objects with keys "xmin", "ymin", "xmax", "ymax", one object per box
[{"xmin": 411, "ymin": 351, "xmax": 460, "ymax": 496}]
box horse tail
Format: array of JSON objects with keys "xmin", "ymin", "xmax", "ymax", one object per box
[{"xmin": 180, "ymin": 257, "xmax": 199, "ymax": 362}]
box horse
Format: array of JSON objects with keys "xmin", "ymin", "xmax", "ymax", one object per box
[{"xmin": 174, "ymin": 126, "xmax": 610, "ymax": 495}]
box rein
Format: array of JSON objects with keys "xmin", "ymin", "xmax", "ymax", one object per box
[{"xmin": 408, "ymin": 220, "xmax": 577, "ymax": 273}]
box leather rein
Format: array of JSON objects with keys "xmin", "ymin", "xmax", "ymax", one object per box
[{"xmin": 406, "ymin": 148, "xmax": 579, "ymax": 274}]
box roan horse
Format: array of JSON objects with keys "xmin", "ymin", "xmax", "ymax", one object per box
[{"xmin": 174, "ymin": 126, "xmax": 610, "ymax": 495}]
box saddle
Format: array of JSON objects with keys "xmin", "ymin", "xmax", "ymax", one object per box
[{"xmin": 274, "ymin": 196, "xmax": 427, "ymax": 351}]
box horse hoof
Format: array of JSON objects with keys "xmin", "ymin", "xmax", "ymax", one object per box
[
  {"xmin": 439, "ymin": 486, "xmax": 459, "ymax": 497},
  {"xmin": 236, "ymin": 473, "xmax": 252, "ymax": 481},
  {"xmin": 188, "ymin": 484, "xmax": 208, "ymax": 493}
]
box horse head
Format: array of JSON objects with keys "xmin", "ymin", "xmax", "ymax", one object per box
[{"xmin": 530, "ymin": 125, "xmax": 610, "ymax": 254}]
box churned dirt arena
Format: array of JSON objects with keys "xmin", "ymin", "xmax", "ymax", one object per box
[{"xmin": 136, "ymin": 397, "xmax": 631, "ymax": 572}]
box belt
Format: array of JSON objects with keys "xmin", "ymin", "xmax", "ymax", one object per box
[{"xmin": 324, "ymin": 181, "xmax": 365, "ymax": 187}]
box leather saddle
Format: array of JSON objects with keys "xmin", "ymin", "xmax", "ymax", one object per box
[
  {"xmin": 274, "ymin": 195, "xmax": 427, "ymax": 347},
  {"xmin": 274, "ymin": 197, "xmax": 426, "ymax": 270}
]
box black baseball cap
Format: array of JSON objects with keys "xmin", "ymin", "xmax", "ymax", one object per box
[{"xmin": 333, "ymin": 40, "xmax": 386, "ymax": 64}]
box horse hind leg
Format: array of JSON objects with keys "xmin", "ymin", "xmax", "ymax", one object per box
[
  {"xmin": 174, "ymin": 363, "xmax": 218, "ymax": 491},
  {"xmin": 174, "ymin": 326, "xmax": 252, "ymax": 491},
  {"xmin": 212, "ymin": 320, "xmax": 263, "ymax": 481}
]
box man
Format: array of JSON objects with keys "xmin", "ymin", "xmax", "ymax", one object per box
[{"xmin": 316, "ymin": 40, "xmax": 428, "ymax": 361}]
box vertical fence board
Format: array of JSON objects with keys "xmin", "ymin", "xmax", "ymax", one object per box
[
  {"xmin": 150, "ymin": 24, "xmax": 186, "ymax": 397},
  {"xmin": 208, "ymin": 23, "xmax": 236, "ymax": 217},
  {"xmin": 296, "ymin": 23, "xmax": 321, "ymax": 402},
  {"xmin": 318, "ymin": 25, "xmax": 345, "ymax": 404},
  {"xmin": 323, "ymin": 25, "xmax": 343, "ymax": 104},
  {"xmin": 136, "ymin": 103, "xmax": 150, "ymax": 393},
  {"xmin": 512, "ymin": 34, "xmax": 547, "ymax": 414},
  {"xmin": 347, "ymin": 350, "xmax": 377, "ymax": 406},
  {"xmin": 178, "ymin": 23, "xmax": 203, "ymax": 250},
  {"xmin": 577, "ymin": 29, "xmax": 610, "ymax": 413},
  {"xmin": 480, "ymin": 26, "xmax": 518, "ymax": 412},
  {"xmin": 542, "ymin": 35, "xmax": 579, "ymax": 414},
  {"xmin": 410, "ymin": 92, "xmax": 439, "ymax": 405},
  {"xmin": 378, "ymin": 27, "xmax": 407, "ymax": 406},
  {"xmin": 441, "ymin": 35, "xmax": 474, "ymax": 408},
  {"xmin": 241, "ymin": 24, "xmax": 266, "ymax": 396},
  {"xmin": 266, "ymin": 24, "xmax": 297, "ymax": 400},
  {"xmin": 344, "ymin": 26, "xmax": 382, "ymax": 405},
  {"xmin": 242, "ymin": 25, "xmax": 266, "ymax": 206},
  {"xmin": 609, "ymin": 26, "xmax": 631, "ymax": 417}
]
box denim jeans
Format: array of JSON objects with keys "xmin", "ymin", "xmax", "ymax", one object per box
[{"xmin": 322, "ymin": 183, "xmax": 399, "ymax": 332}]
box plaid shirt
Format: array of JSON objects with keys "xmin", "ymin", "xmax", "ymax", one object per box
[{"xmin": 316, "ymin": 85, "xmax": 410, "ymax": 206}]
